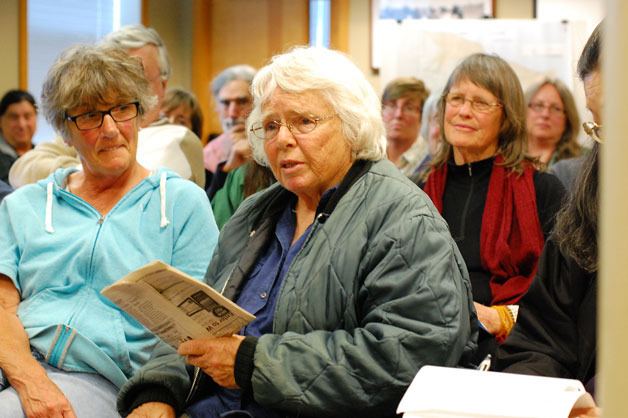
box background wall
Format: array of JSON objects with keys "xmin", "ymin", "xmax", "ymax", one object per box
[
  {"xmin": 0, "ymin": 0, "xmax": 562, "ymax": 137},
  {"xmin": 0, "ymin": 0, "xmax": 548, "ymax": 139},
  {"xmin": 0, "ymin": 0, "xmax": 20, "ymax": 95},
  {"xmin": 147, "ymin": 0, "xmax": 194, "ymax": 91},
  {"xmin": 188, "ymin": 0, "xmax": 309, "ymax": 139},
  {"xmin": 0, "ymin": 0, "xmax": 603, "ymax": 140}
]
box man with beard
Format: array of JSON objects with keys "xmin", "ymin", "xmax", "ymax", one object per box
[{"xmin": 203, "ymin": 65, "xmax": 256, "ymax": 175}]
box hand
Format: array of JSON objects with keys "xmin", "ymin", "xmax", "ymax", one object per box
[
  {"xmin": 178, "ymin": 335, "xmax": 245, "ymax": 389},
  {"xmin": 569, "ymin": 406, "xmax": 602, "ymax": 418},
  {"xmin": 0, "ymin": 282, "xmax": 76, "ymax": 418},
  {"xmin": 474, "ymin": 302, "xmax": 502, "ymax": 335},
  {"xmin": 127, "ymin": 401, "xmax": 176, "ymax": 418},
  {"xmin": 222, "ymin": 139, "xmax": 252, "ymax": 172},
  {"xmin": 14, "ymin": 373, "xmax": 76, "ymax": 418},
  {"xmin": 225, "ymin": 123, "xmax": 247, "ymax": 143}
]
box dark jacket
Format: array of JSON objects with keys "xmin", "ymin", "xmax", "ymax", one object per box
[
  {"xmin": 119, "ymin": 159, "xmax": 478, "ymax": 417},
  {"xmin": 206, "ymin": 159, "xmax": 477, "ymax": 417},
  {"xmin": 496, "ymin": 238, "xmax": 596, "ymax": 385},
  {"xmin": 0, "ymin": 180, "xmax": 12, "ymax": 202}
]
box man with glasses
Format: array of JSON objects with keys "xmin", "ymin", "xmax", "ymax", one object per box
[
  {"xmin": 9, "ymin": 25, "xmax": 206, "ymax": 189},
  {"xmin": 381, "ymin": 77, "xmax": 431, "ymax": 177},
  {"xmin": 203, "ymin": 65, "xmax": 256, "ymax": 175},
  {"xmin": 202, "ymin": 65, "xmax": 276, "ymax": 229}
]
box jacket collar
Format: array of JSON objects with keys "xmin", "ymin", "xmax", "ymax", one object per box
[{"xmin": 221, "ymin": 159, "xmax": 374, "ymax": 300}]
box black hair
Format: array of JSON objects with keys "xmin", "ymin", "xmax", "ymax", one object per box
[{"xmin": 0, "ymin": 89, "xmax": 37, "ymax": 117}]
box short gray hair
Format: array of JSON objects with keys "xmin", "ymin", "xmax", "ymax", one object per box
[
  {"xmin": 101, "ymin": 24, "xmax": 171, "ymax": 80},
  {"xmin": 211, "ymin": 65, "xmax": 256, "ymax": 99},
  {"xmin": 247, "ymin": 46, "xmax": 386, "ymax": 166},
  {"xmin": 41, "ymin": 45, "xmax": 156, "ymax": 139}
]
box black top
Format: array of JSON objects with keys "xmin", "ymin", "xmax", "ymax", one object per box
[
  {"xmin": 0, "ymin": 179, "xmax": 12, "ymax": 202},
  {"xmin": 496, "ymin": 238, "xmax": 597, "ymax": 389},
  {"xmin": 441, "ymin": 157, "xmax": 566, "ymax": 305},
  {"xmin": 0, "ymin": 151, "xmax": 15, "ymax": 183}
]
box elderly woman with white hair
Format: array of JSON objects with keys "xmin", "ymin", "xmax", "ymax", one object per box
[{"xmin": 120, "ymin": 46, "xmax": 477, "ymax": 418}]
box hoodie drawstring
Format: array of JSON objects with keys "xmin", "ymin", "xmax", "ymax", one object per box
[
  {"xmin": 45, "ymin": 173, "xmax": 170, "ymax": 232},
  {"xmin": 45, "ymin": 182, "xmax": 55, "ymax": 233},
  {"xmin": 159, "ymin": 172, "xmax": 170, "ymax": 228}
]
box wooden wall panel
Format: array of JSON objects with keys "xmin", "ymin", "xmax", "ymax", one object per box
[
  {"xmin": 330, "ymin": 0, "xmax": 350, "ymax": 52},
  {"xmin": 192, "ymin": 0, "xmax": 308, "ymax": 139},
  {"xmin": 18, "ymin": 0, "xmax": 27, "ymax": 89}
]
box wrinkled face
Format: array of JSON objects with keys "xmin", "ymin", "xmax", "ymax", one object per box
[
  {"xmin": 526, "ymin": 84, "xmax": 566, "ymax": 144},
  {"xmin": 382, "ymin": 96, "xmax": 422, "ymax": 145},
  {"xmin": 0, "ymin": 100, "xmax": 37, "ymax": 150},
  {"xmin": 65, "ymin": 100, "xmax": 140, "ymax": 178},
  {"xmin": 262, "ymin": 89, "xmax": 353, "ymax": 203},
  {"xmin": 583, "ymin": 69, "xmax": 602, "ymax": 126},
  {"xmin": 444, "ymin": 78, "xmax": 503, "ymax": 164},
  {"xmin": 164, "ymin": 103, "xmax": 193, "ymax": 131},
  {"xmin": 215, "ymin": 80, "xmax": 253, "ymax": 131}
]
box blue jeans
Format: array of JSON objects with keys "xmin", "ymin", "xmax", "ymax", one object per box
[{"xmin": 0, "ymin": 352, "xmax": 120, "ymax": 418}]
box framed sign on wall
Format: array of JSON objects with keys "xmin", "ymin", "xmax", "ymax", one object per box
[{"xmin": 371, "ymin": 0, "xmax": 495, "ymax": 69}]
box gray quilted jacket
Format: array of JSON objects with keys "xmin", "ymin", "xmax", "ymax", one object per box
[{"xmin": 206, "ymin": 159, "xmax": 477, "ymax": 417}]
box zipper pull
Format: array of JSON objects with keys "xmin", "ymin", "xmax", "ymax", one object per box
[
  {"xmin": 97, "ymin": 217, "xmax": 104, "ymax": 225},
  {"xmin": 467, "ymin": 163, "xmax": 472, "ymax": 176}
]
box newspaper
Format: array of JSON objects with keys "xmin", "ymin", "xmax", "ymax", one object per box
[{"xmin": 101, "ymin": 260, "xmax": 255, "ymax": 348}]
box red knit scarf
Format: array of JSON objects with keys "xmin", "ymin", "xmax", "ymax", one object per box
[{"xmin": 424, "ymin": 155, "xmax": 544, "ymax": 305}]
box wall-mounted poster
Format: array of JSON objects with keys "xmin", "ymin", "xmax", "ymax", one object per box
[
  {"xmin": 375, "ymin": 0, "xmax": 493, "ymax": 20},
  {"xmin": 371, "ymin": 0, "xmax": 495, "ymax": 69}
]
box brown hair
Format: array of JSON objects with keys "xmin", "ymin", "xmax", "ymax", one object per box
[
  {"xmin": 41, "ymin": 45, "xmax": 155, "ymax": 139},
  {"xmin": 162, "ymin": 88, "xmax": 204, "ymax": 138},
  {"xmin": 381, "ymin": 77, "xmax": 430, "ymax": 114}
]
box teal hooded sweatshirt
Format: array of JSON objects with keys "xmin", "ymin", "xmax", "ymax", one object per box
[{"xmin": 0, "ymin": 167, "xmax": 218, "ymax": 388}]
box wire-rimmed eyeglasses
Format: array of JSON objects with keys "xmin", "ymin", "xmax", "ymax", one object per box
[
  {"xmin": 66, "ymin": 102, "xmax": 140, "ymax": 131},
  {"xmin": 445, "ymin": 94, "xmax": 502, "ymax": 114},
  {"xmin": 583, "ymin": 121, "xmax": 603, "ymax": 143},
  {"xmin": 249, "ymin": 114, "xmax": 336, "ymax": 141}
]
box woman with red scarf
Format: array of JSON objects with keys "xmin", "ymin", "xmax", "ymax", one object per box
[{"xmin": 422, "ymin": 53, "xmax": 565, "ymax": 362}]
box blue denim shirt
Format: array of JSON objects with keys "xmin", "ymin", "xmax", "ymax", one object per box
[
  {"xmin": 188, "ymin": 199, "xmax": 313, "ymax": 418},
  {"xmin": 236, "ymin": 202, "xmax": 309, "ymax": 337}
]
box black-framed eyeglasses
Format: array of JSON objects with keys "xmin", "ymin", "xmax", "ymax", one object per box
[
  {"xmin": 583, "ymin": 121, "xmax": 603, "ymax": 143},
  {"xmin": 445, "ymin": 94, "xmax": 502, "ymax": 114},
  {"xmin": 249, "ymin": 114, "xmax": 335, "ymax": 141},
  {"xmin": 66, "ymin": 102, "xmax": 140, "ymax": 131}
]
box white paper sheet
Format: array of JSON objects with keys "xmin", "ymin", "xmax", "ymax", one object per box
[{"xmin": 397, "ymin": 366, "xmax": 595, "ymax": 418}]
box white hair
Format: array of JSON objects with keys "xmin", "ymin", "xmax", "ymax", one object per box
[
  {"xmin": 101, "ymin": 24, "xmax": 171, "ymax": 80},
  {"xmin": 247, "ymin": 46, "xmax": 386, "ymax": 166},
  {"xmin": 211, "ymin": 65, "xmax": 256, "ymax": 98}
]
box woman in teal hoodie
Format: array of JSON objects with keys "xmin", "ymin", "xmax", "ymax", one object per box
[{"xmin": 0, "ymin": 45, "xmax": 218, "ymax": 417}]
